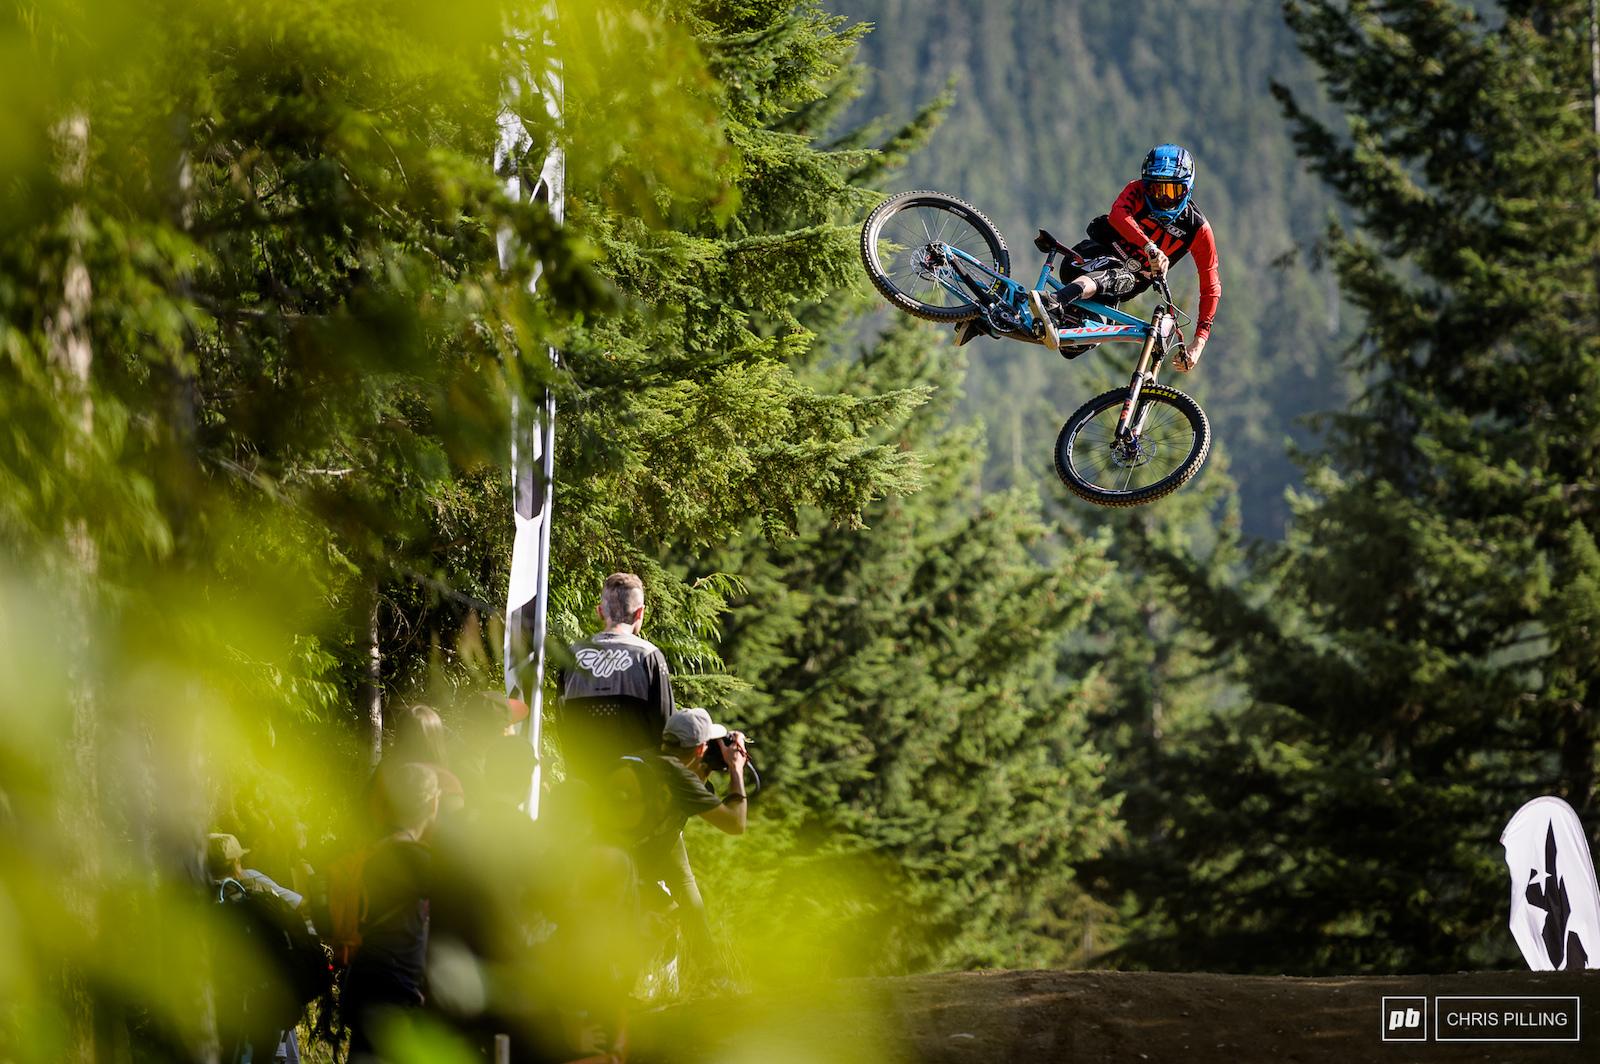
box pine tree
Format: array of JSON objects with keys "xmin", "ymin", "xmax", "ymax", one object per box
[
  {"xmin": 1085, "ymin": 0, "xmax": 1600, "ymax": 973},
  {"xmin": 696, "ymin": 318, "xmax": 1122, "ymax": 975},
  {"xmin": 543, "ymin": 0, "xmax": 947, "ymax": 689}
]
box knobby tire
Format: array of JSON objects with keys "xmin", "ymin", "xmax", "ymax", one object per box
[
  {"xmin": 860, "ymin": 191, "xmax": 1011, "ymax": 322},
  {"xmin": 1054, "ymin": 384, "xmax": 1210, "ymax": 507}
]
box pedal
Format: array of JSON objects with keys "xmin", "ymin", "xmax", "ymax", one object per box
[{"xmin": 953, "ymin": 319, "xmax": 989, "ymax": 347}]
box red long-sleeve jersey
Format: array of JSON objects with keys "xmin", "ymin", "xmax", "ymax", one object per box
[{"xmin": 1101, "ymin": 180, "xmax": 1220, "ymax": 341}]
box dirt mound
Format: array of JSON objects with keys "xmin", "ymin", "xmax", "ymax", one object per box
[{"xmin": 633, "ymin": 968, "xmax": 1597, "ymax": 1063}]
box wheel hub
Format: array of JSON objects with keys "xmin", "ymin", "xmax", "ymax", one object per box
[
  {"xmin": 912, "ymin": 242, "xmax": 947, "ymax": 281},
  {"xmin": 1110, "ymin": 433, "xmax": 1154, "ymax": 468}
]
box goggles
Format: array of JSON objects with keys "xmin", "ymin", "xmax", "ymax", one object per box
[{"xmin": 1143, "ymin": 179, "xmax": 1187, "ymax": 210}]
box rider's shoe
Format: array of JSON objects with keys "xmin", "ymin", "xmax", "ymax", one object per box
[
  {"xmin": 954, "ymin": 318, "xmax": 988, "ymax": 347},
  {"xmin": 1028, "ymin": 290, "xmax": 1060, "ymax": 351}
]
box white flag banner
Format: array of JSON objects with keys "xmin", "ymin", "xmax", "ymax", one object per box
[
  {"xmin": 505, "ymin": 484, "xmax": 542, "ymax": 618},
  {"xmin": 503, "ymin": 390, "xmax": 555, "ymax": 693},
  {"xmin": 1501, "ymin": 795, "xmax": 1600, "ymax": 970},
  {"xmin": 498, "ymin": 33, "xmax": 563, "ymax": 818}
]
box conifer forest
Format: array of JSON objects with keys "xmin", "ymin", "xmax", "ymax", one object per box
[{"xmin": 3, "ymin": 0, "xmax": 1600, "ymax": 1060}]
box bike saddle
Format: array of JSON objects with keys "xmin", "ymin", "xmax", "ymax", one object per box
[{"xmin": 1034, "ymin": 229, "xmax": 1074, "ymax": 255}]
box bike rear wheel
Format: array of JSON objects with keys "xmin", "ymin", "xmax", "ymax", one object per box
[
  {"xmin": 1055, "ymin": 383, "xmax": 1211, "ymax": 507},
  {"xmin": 861, "ymin": 190, "xmax": 1010, "ymax": 322}
]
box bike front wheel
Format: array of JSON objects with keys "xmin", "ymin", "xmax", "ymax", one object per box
[
  {"xmin": 1055, "ymin": 383, "xmax": 1211, "ymax": 507},
  {"xmin": 860, "ymin": 190, "xmax": 1010, "ymax": 322}
]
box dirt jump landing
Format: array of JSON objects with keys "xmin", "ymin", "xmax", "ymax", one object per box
[{"xmin": 633, "ymin": 969, "xmax": 1598, "ymax": 1064}]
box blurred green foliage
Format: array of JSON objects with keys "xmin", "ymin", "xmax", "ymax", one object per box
[{"xmin": 0, "ymin": 0, "xmax": 728, "ymax": 1058}]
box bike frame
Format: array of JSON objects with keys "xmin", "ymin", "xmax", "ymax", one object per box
[{"xmin": 932, "ymin": 241, "xmax": 1187, "ymax": 442}]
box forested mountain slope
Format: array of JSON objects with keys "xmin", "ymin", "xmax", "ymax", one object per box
[{"xmin": 842, "ymin": 0, "xmax": 1356, "ymax": 535}]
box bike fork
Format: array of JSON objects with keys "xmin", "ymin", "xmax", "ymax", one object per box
[
  {"xmin": 1115, "ymin": 333, "xmax": 1160, "ymax": 439},
  {"xmin": 1115, "ymin": 308, "xmax": 1175, "ymax": 439}
]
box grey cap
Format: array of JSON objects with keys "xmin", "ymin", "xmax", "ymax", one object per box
[{"xmin": 663, "ymin": 707, "xmax": 728, "ymax": 747}]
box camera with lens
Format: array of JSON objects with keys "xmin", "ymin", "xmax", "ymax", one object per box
[
  {"xmin": 702, "ymin": 734, "xmax": 740, "ymax": 772},
  {"xmin": 701, "ymin": 733, "xmax": 760, "ymax": 794}
]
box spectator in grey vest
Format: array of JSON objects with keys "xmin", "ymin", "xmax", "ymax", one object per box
[{"xmin": 557, "ymin": 572, "xmax": 675, "ymax": 782}]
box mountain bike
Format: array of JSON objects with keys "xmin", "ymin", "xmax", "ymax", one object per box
[{"xmin": 860, "ymin": 189, "xmax": 1211, "ymax": 507}]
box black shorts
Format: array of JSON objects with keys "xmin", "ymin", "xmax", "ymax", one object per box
[{"xmin": 1063, "ymin": 239, "xmax": 1149, "ymax": 306}]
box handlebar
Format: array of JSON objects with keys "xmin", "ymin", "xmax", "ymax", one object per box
[{"xmin": 1150, "ymin": 274, "xmax": 1190, "ymax": 326}]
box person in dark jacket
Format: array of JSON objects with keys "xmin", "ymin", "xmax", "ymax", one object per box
[{"xmin": 344, "ymin": 762, "xmax": 439, "ymax": 1063}]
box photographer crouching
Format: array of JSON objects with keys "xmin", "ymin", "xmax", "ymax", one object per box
[{"xmin": 605, "ymin": 708, "xmax": 749, "ymax": 984}]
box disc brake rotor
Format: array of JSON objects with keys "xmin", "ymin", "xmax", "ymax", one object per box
[{"xmin": 1110, "ymin": 433, "xmax": 1154, "ymax": 469}]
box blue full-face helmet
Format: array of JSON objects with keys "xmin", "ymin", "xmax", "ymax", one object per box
[{"xmin": 1141, "ymin": 144, "xmax": 1195, "ymax": 221}]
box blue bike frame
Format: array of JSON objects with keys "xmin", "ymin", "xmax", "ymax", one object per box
[
  {"xmin": 934, "ymin": 241, "xmax": 1150, "ymax": 346},
  {"xmin": 928, "ymin": 234, "xmax": 1188, "ymax": 444}
]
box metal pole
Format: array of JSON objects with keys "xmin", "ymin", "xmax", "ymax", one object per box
[
  {"xmin": 524, "ymin": 381, "xmax": 555, "ymax": 817},
  {"xmin": 1592, "ymin": 0, "xmax": 1600, "ymax": 198}
]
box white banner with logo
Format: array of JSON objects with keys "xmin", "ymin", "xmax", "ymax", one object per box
[{"xmin": 1501, "ymin": 795, "xmax": 1600, "ymax": 970}]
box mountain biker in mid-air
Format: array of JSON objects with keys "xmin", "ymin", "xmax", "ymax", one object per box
[{"xmin": 966, "ymin": 143, "xmax": 1219, "ymax": 370}]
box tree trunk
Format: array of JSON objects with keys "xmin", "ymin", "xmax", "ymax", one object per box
[
  {"xmin": 51, "ymin": 111, "xmax": 106, "ymax": 1064},
  {"xmin": 1592, "ymin": 0, "xmax": 1600, "ymax": 198},
  {"xmin": 364, "ymin": 579, "xmax": 384, "ymax": 771}
]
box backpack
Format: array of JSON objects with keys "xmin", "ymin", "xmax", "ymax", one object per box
[
  {"xmin": 215, "ymin": 879, "xmax": 335, "ymax": 1029},
  {"xmin": 310, "ymin": 831, "xmax": 412, "ymax": 967}
]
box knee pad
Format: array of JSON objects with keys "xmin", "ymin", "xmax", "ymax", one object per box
[{"xmin": 1090, "ymin": 266, "xmax": 1139, "ymax": 299}]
